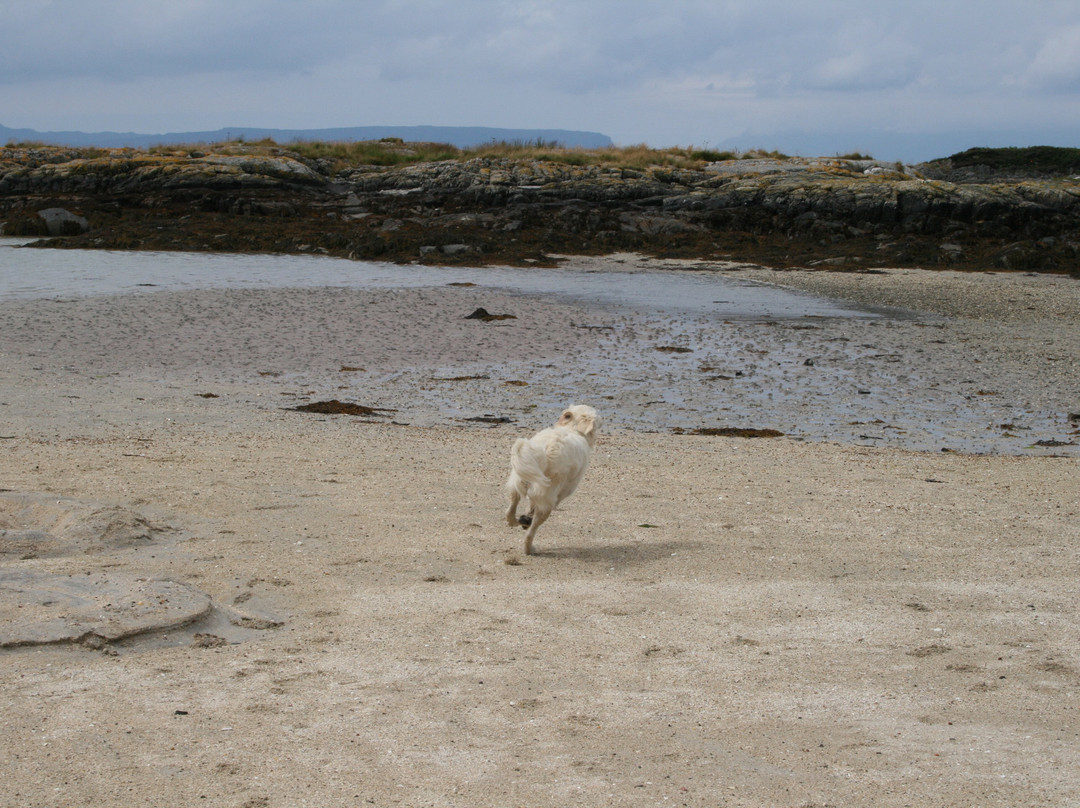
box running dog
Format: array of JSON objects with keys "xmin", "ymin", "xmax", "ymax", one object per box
[{"xmin": 504, "ymin": 405, "xmax": 599, "ymax": 555}]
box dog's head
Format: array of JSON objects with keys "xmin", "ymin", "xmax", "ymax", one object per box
[{"xmin": 556, "ymin": 405, "xmax": 599, "ymax": 445}]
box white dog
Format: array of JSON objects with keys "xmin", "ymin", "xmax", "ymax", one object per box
[{"xmin": 504, "ymin": 405, "xmax": 599, "ymax": 555}]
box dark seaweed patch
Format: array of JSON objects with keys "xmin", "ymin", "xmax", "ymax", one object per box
[
  {"xmin": 289, "ymin": 400, "xmax": 396, "ymax": 416},
  {"xmin": 464, "ymin": 307, "xmax": 516, "ymax": 322},
  {"xmin": 673, "ymin": 426, "xmax": 785, "ymax": 438}
]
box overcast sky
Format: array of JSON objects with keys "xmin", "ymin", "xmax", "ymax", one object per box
[{"xmin": 2, "ymin": 0, "xmax": 1079, "ymax": 161}]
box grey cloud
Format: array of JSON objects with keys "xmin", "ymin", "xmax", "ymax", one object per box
[
  {"xmin": 2, "ymin": 0, "xmax": 1079, "ymax": 156},
  {"xmin": 0, "ymin": 0, "xmax": 346, "ymax": 82},
  {"xmin": 1022, "ymin": 26, "xmax": 1080, "ymax": 91}
]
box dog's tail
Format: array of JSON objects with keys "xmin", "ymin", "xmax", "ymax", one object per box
[{"xmin": 509, "ymin": 437, "xmax": 550, "ymax": 495}]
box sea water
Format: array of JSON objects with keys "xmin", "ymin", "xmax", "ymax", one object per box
[{"xmin": 0, "ymin": 238, "xmax": 875, "ymax": 319}]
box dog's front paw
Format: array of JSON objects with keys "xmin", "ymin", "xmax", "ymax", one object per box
[{"xmin": 517, "ymin": 514, "xmax": 533, "ymax": 528}]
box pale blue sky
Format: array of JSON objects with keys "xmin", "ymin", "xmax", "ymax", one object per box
[{"xmin": 2, "ymin": 0, "xmax": 1079, "ymax": 161}]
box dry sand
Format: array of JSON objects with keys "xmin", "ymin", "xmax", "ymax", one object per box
[{"xmin": 1, "ymin": 255, "xmax": 1079, "ymax": 807}]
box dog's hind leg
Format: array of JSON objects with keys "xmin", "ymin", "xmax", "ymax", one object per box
[
  {"xmin": 522, "ymin": 508, "xmax": 551, "ymax": 555},
  {"xmin": 505, "ymin": 488, "xmax": 522, "ymax": 528}
]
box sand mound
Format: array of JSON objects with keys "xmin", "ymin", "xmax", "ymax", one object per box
[
  {"xmin": 0, "ymin": 491, "xmax": 169, "ymax": 559},
  {"xmin": 0, "ymin": 492, "xmax": 214, "ymax": 648}
]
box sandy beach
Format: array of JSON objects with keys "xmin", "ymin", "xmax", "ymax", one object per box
[{"xmin": 1, "ymin": 254, "xmax": 1079, "ymax": 806}]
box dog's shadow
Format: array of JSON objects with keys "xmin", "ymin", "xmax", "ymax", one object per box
[{"xmin": 539, "ymin": 539, "xmax": 704, "ymax": 567}]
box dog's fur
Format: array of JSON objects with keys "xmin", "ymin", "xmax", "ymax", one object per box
[{"xmin": 504, "ymin": 405, "xmax": 599, "ymax": 555}]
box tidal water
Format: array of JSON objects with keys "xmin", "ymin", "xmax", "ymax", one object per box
[{"xmin": 0, "ymin": 238, "xmax": 873, "ymax": 319}]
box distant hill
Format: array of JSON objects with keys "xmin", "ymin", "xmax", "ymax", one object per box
[{"xmin": 0, "ymin": 123, "xmax": 613, "ymax": 150}]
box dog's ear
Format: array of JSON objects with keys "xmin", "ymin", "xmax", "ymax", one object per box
[{"xmin": 556, "ymin": 409, "xmax": 574, "ymax": 427}]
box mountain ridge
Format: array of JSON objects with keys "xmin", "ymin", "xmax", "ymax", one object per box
[{"xmin": 0, "ymin": 123, "xmax": 613, "ymax": 150}]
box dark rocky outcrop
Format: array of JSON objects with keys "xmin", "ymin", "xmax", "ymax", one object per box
[
  {"xmin": 919, "ymin": 146, "xmax": 1080, "ymax": 183},
  {"xmin": 2, "ymin": 143, "xmax": 1078, "ymax": 273}
]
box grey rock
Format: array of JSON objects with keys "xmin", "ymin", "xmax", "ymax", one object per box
[{"xmin": 37, "ymin": 207, "xmax": 89, "ymax": 235}]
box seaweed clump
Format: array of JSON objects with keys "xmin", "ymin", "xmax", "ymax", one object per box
[
  {"xmin": 290, "ymin": 400, "xmax": 395, "ymax": 416},
  {"xmin": 674, "ymin": 426, "xmax": 785, "ymax": 438}
]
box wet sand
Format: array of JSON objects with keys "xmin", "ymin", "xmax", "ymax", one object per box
[
  {"xmin": 1, "ymin": 256, "xmax": 1079, "ymax": 806},
  {"xmin": 3, "ymin": 248, "xmax": 1078, "ymax": 453}
]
